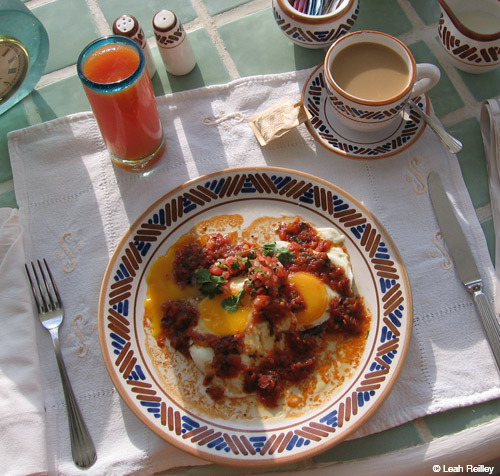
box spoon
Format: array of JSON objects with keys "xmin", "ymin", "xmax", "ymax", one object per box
[{"xmin": 407, "ymin": 99, "xmax": 463, "ymax": 154}]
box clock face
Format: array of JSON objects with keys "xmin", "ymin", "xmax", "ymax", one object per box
[{"xmin": 0, "ymin": 36, "xmax": 30, "ymax": 104}]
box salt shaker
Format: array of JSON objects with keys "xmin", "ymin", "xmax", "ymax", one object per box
[
  {"xmin": 113, "ymin": 14, "xmax": 156, "ymax": 78},
  {"xmin": 153, "ymin": 9, "xmax": 196, "ymax": 76}
]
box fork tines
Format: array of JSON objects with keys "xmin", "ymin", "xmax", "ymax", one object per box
[{"xmin": 25, "ymin": 259, "xmax": 62, "ymax": 313}]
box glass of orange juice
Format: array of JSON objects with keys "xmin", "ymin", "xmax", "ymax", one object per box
[{"xmin": 77, "ymin": 36, "xmax": 165, "ymax": 172}]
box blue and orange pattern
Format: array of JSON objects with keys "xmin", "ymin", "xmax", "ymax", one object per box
[
  {"xmin": 303, "ymin": 66, "xmax": 427, "ymax": 158},
  {"xmin": 272, "ymin": 4, "xmax": 360, "ymax": 48},
  {"xmin": 100, "ymin": 168, "xmax": 411, "ymax": 464}
]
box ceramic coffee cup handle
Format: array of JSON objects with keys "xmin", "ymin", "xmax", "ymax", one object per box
[{"xmin": 411, "ymin": 63, "xmax": 441, "ymax": 98}]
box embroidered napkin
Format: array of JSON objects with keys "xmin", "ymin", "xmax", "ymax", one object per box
[
  {"xmin": 481, "ymin": 97, "xmax": 500, "ymax": 314},
  {"xmin": 0, "ymin": 209, "xmax": 48, "ymax": 476},
  {"xmin": 6, "ymin": 68, "xmax": 500, "ymax": 475}
]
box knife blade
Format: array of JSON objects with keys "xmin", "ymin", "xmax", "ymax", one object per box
[{"xmin": 428, "ymin": 171, "xmax": 500, "ymax": 372}]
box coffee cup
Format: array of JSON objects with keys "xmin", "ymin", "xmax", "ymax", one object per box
[{"xmin": 324, "ymin": 30, "xmax": 441, "ymax": 132}]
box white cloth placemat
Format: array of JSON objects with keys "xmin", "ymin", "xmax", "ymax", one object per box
[
  {"xmin": 481, "ymin": 97, "xmax": 500, "ymax": 314},
  {"xmin": 5, "ymin": 68, "xmax": 500, "ymax": 475}
]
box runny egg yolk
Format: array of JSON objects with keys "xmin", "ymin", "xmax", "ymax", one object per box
[
  {"xmin": 197, "ymin": 292, "xmax": 251, "ymax": 336},
  {"xmin": 288, "ymin": 272, "xmax": 329, "ymax": 326},
  {"xmin": 144, "ymin": 242, "xmax": 199, "ymax": 338}
]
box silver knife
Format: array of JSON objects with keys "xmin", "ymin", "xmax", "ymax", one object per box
[{"xmin": 428, "ymin": 171, "xmax": 500, "ymax": 372}]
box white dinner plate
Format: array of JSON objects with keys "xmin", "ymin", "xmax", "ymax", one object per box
[{"xmin": 98, "ymin": 166, "xmax": 412, "ymax": 467}]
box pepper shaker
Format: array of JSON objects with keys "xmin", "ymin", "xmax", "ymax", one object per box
[
  {"xmin": 113, "ymin": 14, "xmax": 156, "ymax": 78},
  {"xmin": 153, "ymin": 9, "xmax": 196, "ymax": 76}
]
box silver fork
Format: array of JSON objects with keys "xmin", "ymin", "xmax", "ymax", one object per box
[{"xmin": 25, "ymin": 259, "xmax": 97, "ymax": 469}]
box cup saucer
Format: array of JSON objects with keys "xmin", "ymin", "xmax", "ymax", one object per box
[{"xmin": 302, "ymin": 64, "xmax": 429, "ymax": 159}]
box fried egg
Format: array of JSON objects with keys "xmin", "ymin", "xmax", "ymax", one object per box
[
  {"xmin": 190, "ymin": 277, "xmax": 255, "ymax": 397},
  {"xmin": 317, "ymin": 227, "xmax": 345, "ymax": 245},
  {"xmin": 317, "ymin": 228, "xmax": 353, "ymax": 285},
  {"xmin": 274, "ymin": 234, "xmax": 349, "ymax": 330},
  {"xmin": 193, "ymin": 276, "xmax": 250, "ymax": 335},
  {"xmin": 288, "ymin": 271, "xmax": 339, "ymax": 330},
  {"xmin": 144, "ymin": 238, "xmax": 199, "ymax": 338},
  {"xmin": 196, "ymin": 295, "xmax": 250, "ymax": 336},
  {"xmin": 190, "ymin": 318, "xmax": 274, "ymax": 398},
  {"xmin": 146, "ymin": 220, "xmax": 360, "ymax": 404},
  {"xmin": 190, "ymin": 272, "xmax": 342, "ymax": 395}
]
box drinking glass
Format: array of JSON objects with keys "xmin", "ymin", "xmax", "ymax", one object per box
[{"xmin": 77, "ymin": 36, "xmax": 165, "ymax": 171}]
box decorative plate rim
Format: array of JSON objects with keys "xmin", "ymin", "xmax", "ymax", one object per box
[
  {"xmin": 302, "ymin": 64, "xmax": 429, "ymax": 160},
  {"xmin": 98, "ymin": 166, "xmax": 413, "ymax": 467}
]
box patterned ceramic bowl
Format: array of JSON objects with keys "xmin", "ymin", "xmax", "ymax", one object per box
[
  {"xmin": 272, "ymin": 0, "xmax": 359, "ymax": 49},
  {"xmin": 324, "ymin": 30, "xmax": 440, "ymax": 132},
  {"xmin": 437, "ymin": 0, "xmax": 500, "ymax": 74}
]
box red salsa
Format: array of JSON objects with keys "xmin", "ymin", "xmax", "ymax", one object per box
[{"xmin": 158, "ymin": 218, "xmax": 368, "ymax": 407}]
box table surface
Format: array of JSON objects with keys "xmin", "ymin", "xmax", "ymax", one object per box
[{"xmin": 2, "ymin": 0, "xmax": 500, "ymax": 473}]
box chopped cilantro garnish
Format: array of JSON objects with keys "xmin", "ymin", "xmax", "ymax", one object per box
[
  {"xmin": 221, "ymin": 289, "xmax": 246, "ymax": 313},
  {"xmin": 262, "ymin": 242, "xmax": 276, "ymax": 257},
  {"xmin": 275, "ymin": 247, "xmax": 294, "ymax": 263},
  {"xmin": 195, "ymin": 241, "xmax": 294, "ymax": 310},
  {"xmin": 261, "ymin": 242, "xmax": 294, "ymax": 263},
  {"xmin": 194, "ymin": 268, "xmax": 226, "ymax": 298},
  {"xmin": 231, "ymin": 260, "xmax": 241, "ymax": 270},
  {"xmin": 245, "ymin": 250, "xmax": 256, "ymax": 260}
]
